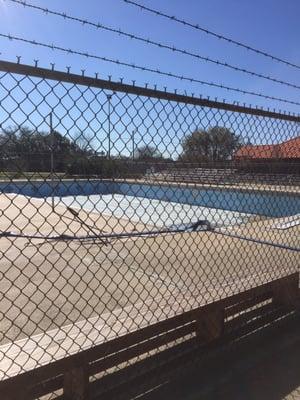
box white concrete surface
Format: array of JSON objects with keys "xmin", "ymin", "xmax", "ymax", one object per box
[{"xmin": 48, "ymin": 194, "xmax": 254, "ymax": 228}]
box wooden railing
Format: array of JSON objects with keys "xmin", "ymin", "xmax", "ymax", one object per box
[{"xmin": 0, "ymin": 273, "xmax": 299, "ymax": 400}]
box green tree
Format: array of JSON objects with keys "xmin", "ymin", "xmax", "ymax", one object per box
[
  {"xmin": 181, "ymin": 126, "xmax": 242, "ymax": 162},
  {"xmin": 73, "ymin": 131, "xmax": 96, "ymax": 155},
  {"xmin": 134, "ymin": 145, "xmax": 162, "ymax": 160},
  {"xmin": 0, "ymin": 126, "xmax": 90, "ymax": 172}
]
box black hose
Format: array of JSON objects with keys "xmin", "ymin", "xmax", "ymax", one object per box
[
  {"xmin": 66, "ymin": 206, "xmax": 107, "ymax": 246},
  {"xmin": 0, "ymin": 220, "xmax": 211, "ymax": 241},
  {"xmin": 1, "ymin": 219, "xmax": 298, "ymax": 252}
]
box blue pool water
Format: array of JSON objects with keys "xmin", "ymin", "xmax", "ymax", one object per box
[{"xmin": 0, "ymin": 180, "xmax": 299, "ymax": 219}]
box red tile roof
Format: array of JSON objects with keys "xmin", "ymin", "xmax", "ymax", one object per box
[
  {"xmin": 235, "ymin": 144, "xmax": 279, "ymax": 159},
  {"xmin": 278, "ymin": 136, "xmax": 300, "ymax": 158},
  {"xmin": 235, "ymin": 136, "xmax": 300, "ymax": 160}
]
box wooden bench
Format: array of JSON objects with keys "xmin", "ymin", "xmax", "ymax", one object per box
[{"xmin": 0, "ymin": 273, "xmax": 299, "ymax": 400}]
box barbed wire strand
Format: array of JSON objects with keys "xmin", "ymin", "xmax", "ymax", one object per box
[
  {"xmin": 1, "ymin": 32, "xmax": 300, "ymax": 108},
  {"xmin": 123, "ymin": 0, "xmax": 300, "ymax": 71},
  {"xmin": 5, "ymin": 0, "xmax": 300, "ymax": 91}
]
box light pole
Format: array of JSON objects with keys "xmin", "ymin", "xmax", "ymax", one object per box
[
  {"xmin": 49, "ymin": 112, "xmax": 55, "ymax": 212},
  {"xmin": 132, "ymin": 129, "xmax": 137, "ymax": 160},
  {"xmin": 106, "ymin": 94, "xmax": 113, "ymax": 160}
]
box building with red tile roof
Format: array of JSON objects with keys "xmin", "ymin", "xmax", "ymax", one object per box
[
  {"xmin": 234, "ymin": 136, "xmax": 300, "ymax": 160},
  {"xmin": 278, "ymin": 137, "xmax": 300, "ymax": 159}
]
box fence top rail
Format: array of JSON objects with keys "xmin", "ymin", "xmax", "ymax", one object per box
[{"xmin": 0, "ymin": 60, "xmax": 299, "ymax": 122}]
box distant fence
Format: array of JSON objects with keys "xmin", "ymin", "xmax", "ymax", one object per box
[{"xmin": 0, "ymin": 60, "xmax": 299, "ymax": 399}]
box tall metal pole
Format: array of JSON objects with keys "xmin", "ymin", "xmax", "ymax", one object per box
[
  {"xmin": 107, "ymin": 94, "xmax": 112, "ymax": 160},
  {"xmin": 49, "ymin": 112, "xmax": 55, "ymax": 212},
  {"xmin": 132, "ymin": 129, "xmax": 136, "ymax": 161}
]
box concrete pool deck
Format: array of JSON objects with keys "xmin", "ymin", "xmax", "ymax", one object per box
[{"xmin": 0, "ymin": 192, "xmax": 299, "ymax": 378}]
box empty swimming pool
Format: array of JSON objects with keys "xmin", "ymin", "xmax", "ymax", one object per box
[{"xmin": 1, "ymin": 180, "xmax": 299, "ymax": 228}]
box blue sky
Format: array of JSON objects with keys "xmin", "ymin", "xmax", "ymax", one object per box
[
  {"xmin": 0, "ymin": 0, "xmax": 299, "ymax": 113},
  {"xmin": 0, "ymin": 0, "xmax": 299, "ymax": 158}
]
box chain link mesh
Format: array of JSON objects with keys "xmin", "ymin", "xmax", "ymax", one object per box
[{"xmin": 0, "ymin": 61, "xmax": 299, "ymax": 399}]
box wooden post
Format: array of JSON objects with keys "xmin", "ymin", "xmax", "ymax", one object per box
[
  {"xmin": 196, "ymin": 307, "xmax": 224, "ymax": 343},
  {"xmin": 64, "ymin": 365, "xmax": 89, "ymax": 400},
  {"xmin": 273, "ymin": 274, "xmax": 299, "ymax": 307}
]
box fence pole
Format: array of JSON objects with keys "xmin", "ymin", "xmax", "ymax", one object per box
[
  {"xmin": 132, "ymin": 129, "xmax": 136, "ymax": 160},
  {"xmin": 107, "ymin": 94, "xmax": 112, "ymax": 160},
  {"xmin": 49, "ymin": 112, "xmax": 55, "ymax": 212}
]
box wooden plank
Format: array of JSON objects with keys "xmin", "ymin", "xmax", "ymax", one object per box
[
  {"xmin": 89, "ymin": 322, "xmax": 196, "ymax": 375},
  {"xmin": 29, "ymin": 375, "xmax": 63, "ymax": 400},
  {"xmin": 30, "ymin": 323, "xmax": 196, "ymax": 399},
  {"xmin": 226, "ymin": 306, "xmax": 295, "ymax": 340},
  {"xmin": 225, "ymin": 302, "xmax": 276, "ymax": 332},
  {"xmin": 89, "ymin": 337, "xmax": 200, "ymax": 398},
  {"xmin": 224, "ymin": 291, "xmax": 272, "ymax": 318},
  {"xmin": 214, "ymin": 273, "xmax": 298, "ymax": 310}
]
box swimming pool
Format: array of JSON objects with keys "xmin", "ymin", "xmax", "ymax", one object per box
[{"xmin": 1, "ymin": 180, "xmax": 299, "ymax": 227}]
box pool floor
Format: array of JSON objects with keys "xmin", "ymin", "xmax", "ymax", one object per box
[{"xmin": 48, "ymin": 194, "xmax": 254, "ymax": 228}]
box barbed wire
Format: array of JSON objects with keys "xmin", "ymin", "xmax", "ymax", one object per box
[
  {"xmin": 123, "ymin": 0, "xmax": 300, "ymax": 71},
  {"xmin": 5, "ymin": 0, "xmax": 300, "ymax": 92},
  {"xmin": 1, "ymin": 33, "xmax": 300, "ymax": 109}
]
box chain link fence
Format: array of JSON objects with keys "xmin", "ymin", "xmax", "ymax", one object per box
[{"xmin": 0, "ymin": 60, "xmax": 299, "ymax": 399}]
